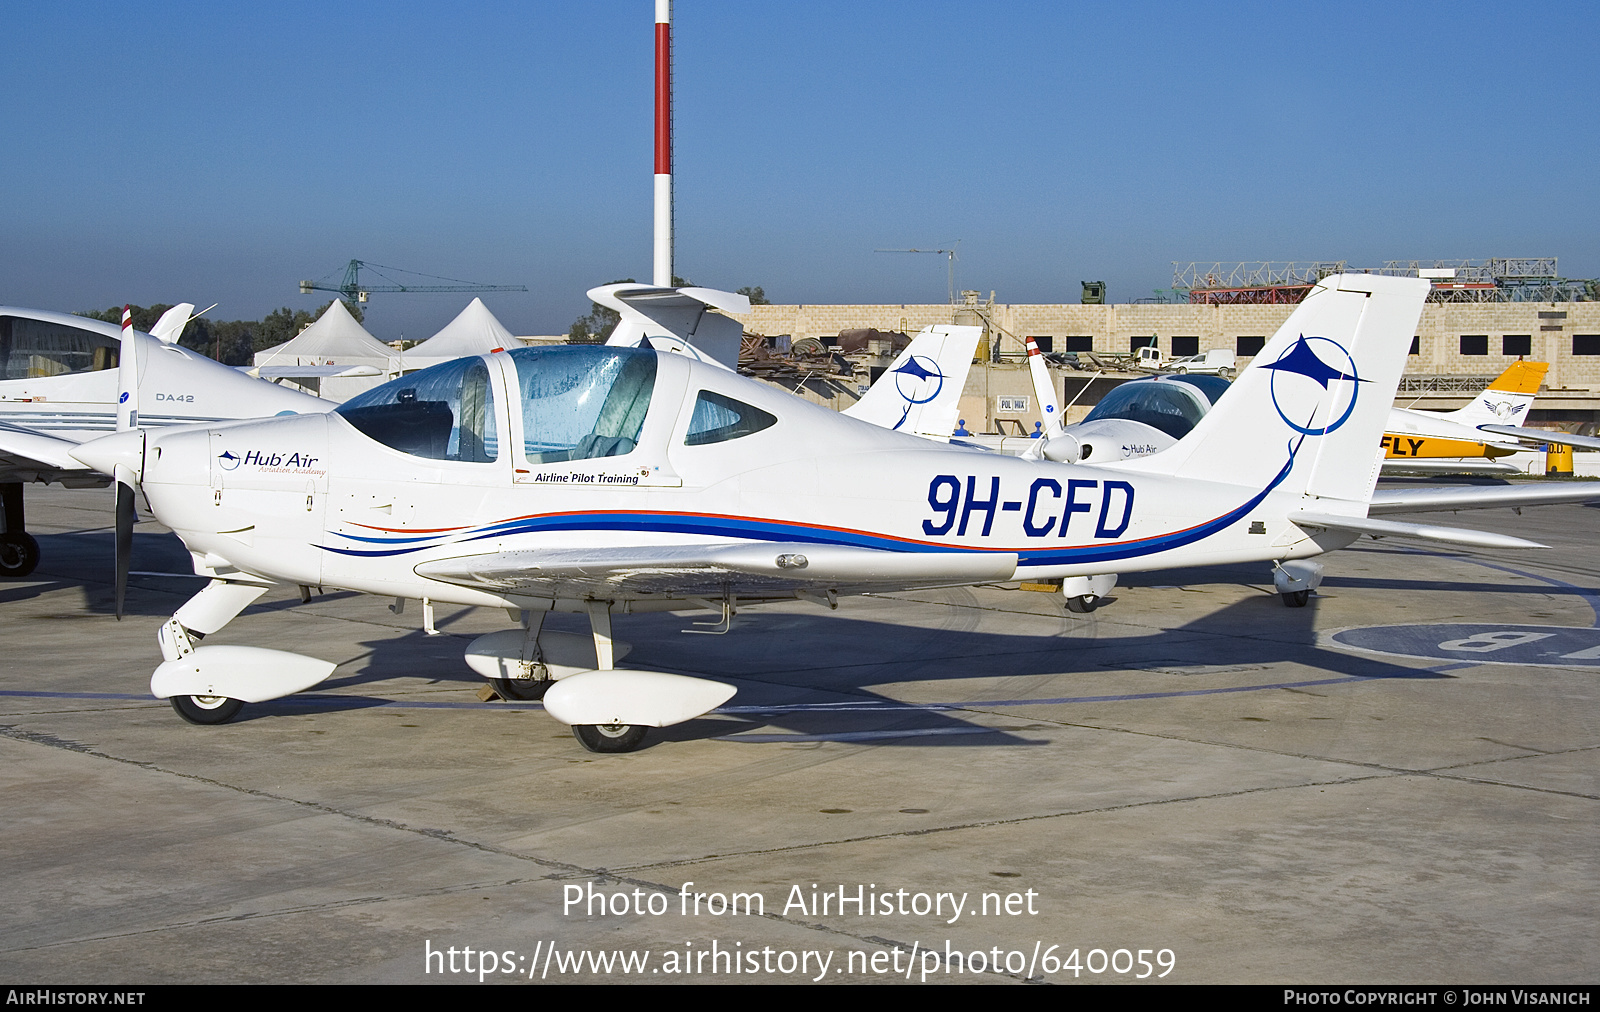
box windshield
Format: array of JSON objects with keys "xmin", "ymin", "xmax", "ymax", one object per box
[
  {"xmin": 336, "ymin": 356, "xmax": 498, "ymax": 462},
  {"xmin": 1082, "ymin": 379, "xmax": 1209, "ymax": 439},
  {"xmin": 508, "ymin": 346, "xmax": 656, "ymax": 463}
]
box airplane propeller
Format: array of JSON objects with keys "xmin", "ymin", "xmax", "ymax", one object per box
[
  {"xmin": 113, "ymin": 306, "xmax": 139, "ymax": 619},
  {"xmin": 114, "ymin": 464, "xmax": 136, "ymax": 618}
]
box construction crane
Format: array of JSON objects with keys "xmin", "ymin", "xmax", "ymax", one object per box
[
  {"xmin": 298, "ymin": 260, "xmax": 528, "ymax": 304},
  {"xmin": 875, "ymin": 242, "xmax": 960, "ymax": 304}
]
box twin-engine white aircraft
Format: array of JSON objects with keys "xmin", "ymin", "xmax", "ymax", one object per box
[
  {"xmin": 0, "ymin": 305, "xmax": 332, "ymax": 577},
  {"xmin": 77, "ymin": 273, "xmax": 1542, "ymax": 752}
]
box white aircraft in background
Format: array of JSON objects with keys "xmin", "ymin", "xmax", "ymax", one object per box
[
  {"xmin": 1009, "ymin": 341, "xmax": 1600, "ymax": 610},
  {"xmin": 591, "ymin": 281, "xmax": 984, "ymax": 442},
  {"xmin": 0, "ymin": 305, "xmax": 332, "ymax": 578},
  {"xmin": 75, "ymin": 273, "xmax": 1574, "ymax": 754},
  {"xmin": 1378, "ymin": 360, "xmax": 1600, "ymax": 472},
  {"xmin": 839, "ymin": 325, "xmax": 981, "ymax": 440}
]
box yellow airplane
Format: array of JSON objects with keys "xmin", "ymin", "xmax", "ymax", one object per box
[{"xmin": 1382, "ymin": 361, "xmax": 1546, "ymax": 469}]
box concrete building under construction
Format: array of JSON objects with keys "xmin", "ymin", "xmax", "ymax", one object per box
[{"xmin": 728, "ymin": 258, "xmax": 1600, "ymax": 435}]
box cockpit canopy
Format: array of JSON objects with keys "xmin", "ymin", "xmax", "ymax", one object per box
[
  {"xmin": 1082, "ymin": 376, "xmax": 1218, "ymax": 440},
  {"xmin": 335, "ymin": 346, "xmax": 660, "ymax": 464},
  {"xmin": 336, "ymin": 345, "xmax": 781, "ymax": 465},
  {"xmin": 0, "ymin": 315, "xmax": 119, "ymax": 380}
]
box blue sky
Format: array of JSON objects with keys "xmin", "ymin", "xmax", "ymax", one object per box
[{"xmin": 4, "ymin": 1, "xmax": 1596, "ymax": 339}]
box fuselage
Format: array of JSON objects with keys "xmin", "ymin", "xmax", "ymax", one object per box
[
  {"xmin": 0, "ymin": 306, "xmax": 330, "ymax": 441},
  {"xmin": 134, "ymin": 347, "xmax": 1344, "ymax": 609}
]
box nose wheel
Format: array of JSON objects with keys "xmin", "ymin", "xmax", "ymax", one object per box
[
  {"xmin": 170, "ymin": 694, "xmax": 244, "ymax": 724},
  {"xmin": 1064, "ymin": 593, "xmax": 1100, "ymax": 614},
  {"xmin": 573, "ymin": 723, "xmax": 648, "ymax": 753}
]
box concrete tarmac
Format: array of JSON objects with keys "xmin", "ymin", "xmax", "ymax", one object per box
[{"xmin": 1, "ymin": 485, "xmax": 1595, "ymax": 984}]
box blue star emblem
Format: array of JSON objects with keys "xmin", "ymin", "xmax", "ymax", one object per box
[
  {"xmin": 1261, "ymin": 335, "xmax": 1364, "ymax": 389},
  {"xmin": 894, "ymin": 357, "xmax": 941, "ymax": 382},
  {"xmin": 1264, "ymin": 334, "xmax": 1364, "ymax": 436}
]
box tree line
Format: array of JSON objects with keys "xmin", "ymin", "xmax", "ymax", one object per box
[{"xmin": 77, "ymin": 300, "xmax": 364, "ymax": 366}]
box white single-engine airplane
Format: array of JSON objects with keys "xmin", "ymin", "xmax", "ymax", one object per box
[{"xmin": 75, "ymin": 273, "xmax": 1558, "ymax": 752}]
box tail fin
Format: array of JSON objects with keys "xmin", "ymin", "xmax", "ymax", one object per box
[
  {"xmin": 842, "ymin": 325, "xmax": 980, "ymax": 440},
  {"xmin": 594, "ymin": 283, "xmax": 751, "ymax": 371},
  {"xmin": 1024, "ymin": 336, "xmax": 1066, "ymax": 438},
  {"xmin": 1134, "ymin": 274, "xmax": 1429, "ymax": 504},
  {"xmin": 1444, "ymin": 360, "xmax": 1547, "ymax": 428},
  {"xmin": 148, "ymin": 303, "xmax": 197, "ymax": 345}
]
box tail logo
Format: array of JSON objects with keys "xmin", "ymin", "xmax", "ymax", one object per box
[
  {"xmin": 893, "ymin": 354, "xmax": 945, "ymax": 407},
  {"xmin": 1262, "ymin": 334, "xmax": 1365, "ymax": 436}
]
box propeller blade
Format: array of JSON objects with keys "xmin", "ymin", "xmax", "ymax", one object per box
[
  {"xmin": 116, "ymin": 304, "xmax": 138, "ymax": 432},
  {"xmin": 114, "ymin": 465, "xmax": 136, "ymax": 620}
]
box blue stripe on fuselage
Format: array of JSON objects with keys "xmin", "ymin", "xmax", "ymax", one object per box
[{"xmin": 319, "ymin": 443, "xmax": 1304, "ymax": 566}]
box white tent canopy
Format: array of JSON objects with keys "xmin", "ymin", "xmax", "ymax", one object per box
[
  {"xmin": 254, "ymin": 300, "xmax": 398, "ymax": 371},
  {"xmin": 403, "ymin": 298, "xmax": 515, "ymax": 369},
  {"xmin": 252, "ymin": 300, "xmax": 398, "ymax": 401}
]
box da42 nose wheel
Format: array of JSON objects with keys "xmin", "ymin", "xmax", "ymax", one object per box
[
  {"xmin": 170, "ymin": 694, "xmax": 244, "ymax": 725},
  {"xmin": 0, "ymin": 532, "xmax": 40, "ymax": 578},
  {"xmin": 572, "ymin": 723, "xmax": 648, "ymax": 753}
]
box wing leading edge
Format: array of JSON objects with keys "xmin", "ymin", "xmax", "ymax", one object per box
[{"xmin": 414, "ymin": 542, "xmax": 1019, "ymax": 599}]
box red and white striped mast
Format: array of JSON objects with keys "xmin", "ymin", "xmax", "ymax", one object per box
[{"xmin": 653, "ymin": 0, "xmax": 673, "ymax": 287}]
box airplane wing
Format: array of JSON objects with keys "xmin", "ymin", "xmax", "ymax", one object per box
[
  {"xmin": 1292, "ymin": 511, "xmax": 1548, "ymax": 550},
  {"xmin": 1476, "ymin": 424, "xmax": 1600, "ymax": 451},
  {"xmin": 1369, "ymin": 482, "xmax": 1600, "ymax": 514},
  {"xmin": 0, "ymin": 421, "xmax": 109, "ymax": 487},
  {"xmin": 1379, "ymin": 459, "xmax": 1521, "ymax": 476},
  {"xmin": 414, "ymin": 542, "xmax": 1019, "ymax": 599}
]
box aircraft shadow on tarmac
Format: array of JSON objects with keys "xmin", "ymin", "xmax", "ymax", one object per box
[
  {"xmin": 228, "ymin": 585, "xmax": 1456, "ymax": 749},
  {"xmin": 26, "ymin": 529, "xmax": 1582, "ymax": 750}
]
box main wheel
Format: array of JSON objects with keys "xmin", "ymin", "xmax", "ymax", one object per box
[
  {"xmin": 572, "ymin": 723, "xmax": 648, "ymax": 753},
  {"xmin": 0, "ymin": 532, "xmax": 40, "ymax": 578},
  {"xmin": 1281, "ymin": 589, "xmax": 1310, "ymax": 608},
  {"xmin": 1065, "ymin": 594, "xmax": 1099, "ymax": 614},
  {"xmin": 491, "ymin": 677, "xmax": 552, "ymax": 701},
  {"xmin": 170, "ymin": 694, "xmax": 244, "ymax": 724}
]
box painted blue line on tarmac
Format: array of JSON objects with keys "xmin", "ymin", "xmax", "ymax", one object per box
[
  {"xmin": 0, "ymin": 666, "xmax": 1451, "ymax": 715},
  {"xmin": 719, "ymin": 727, "xmax": 1005, "ymax": 743}
]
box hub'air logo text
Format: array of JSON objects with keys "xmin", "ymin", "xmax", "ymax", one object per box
[{"xmin": 219, "ymin": 450, "xmax": 322, "ymax": 471}]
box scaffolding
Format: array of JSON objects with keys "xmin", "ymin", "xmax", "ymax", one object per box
[{"xmin": 1172, "ymin": 257, "xmax": 1596, "ymax": 304}]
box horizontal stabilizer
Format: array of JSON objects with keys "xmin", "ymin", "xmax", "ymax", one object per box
[
  {"xmin": 149, "ymin": 303, "xmax": 197, "ymax": 345},
  {"xmin": 250, "ymin": 364, "xmax": 384, "ymax": 380},
  {"xmin": 1293, "ymin": 511, "xmax": 1548, "ymax": 549},
  {"xmin": 594, "ymin": 284, "xmax": 751, "ymax": 370},
  {"xmin": 1370, "ymin": 482, "xmax": 1600, "ymax": 515},
  {"xmin": 1380, "ymin": 459, "xmax": 1521, "ymax": 477},
  {"xmin": 1478, "ymin": 424, "xmax": 1600, "ymax": 452}
]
